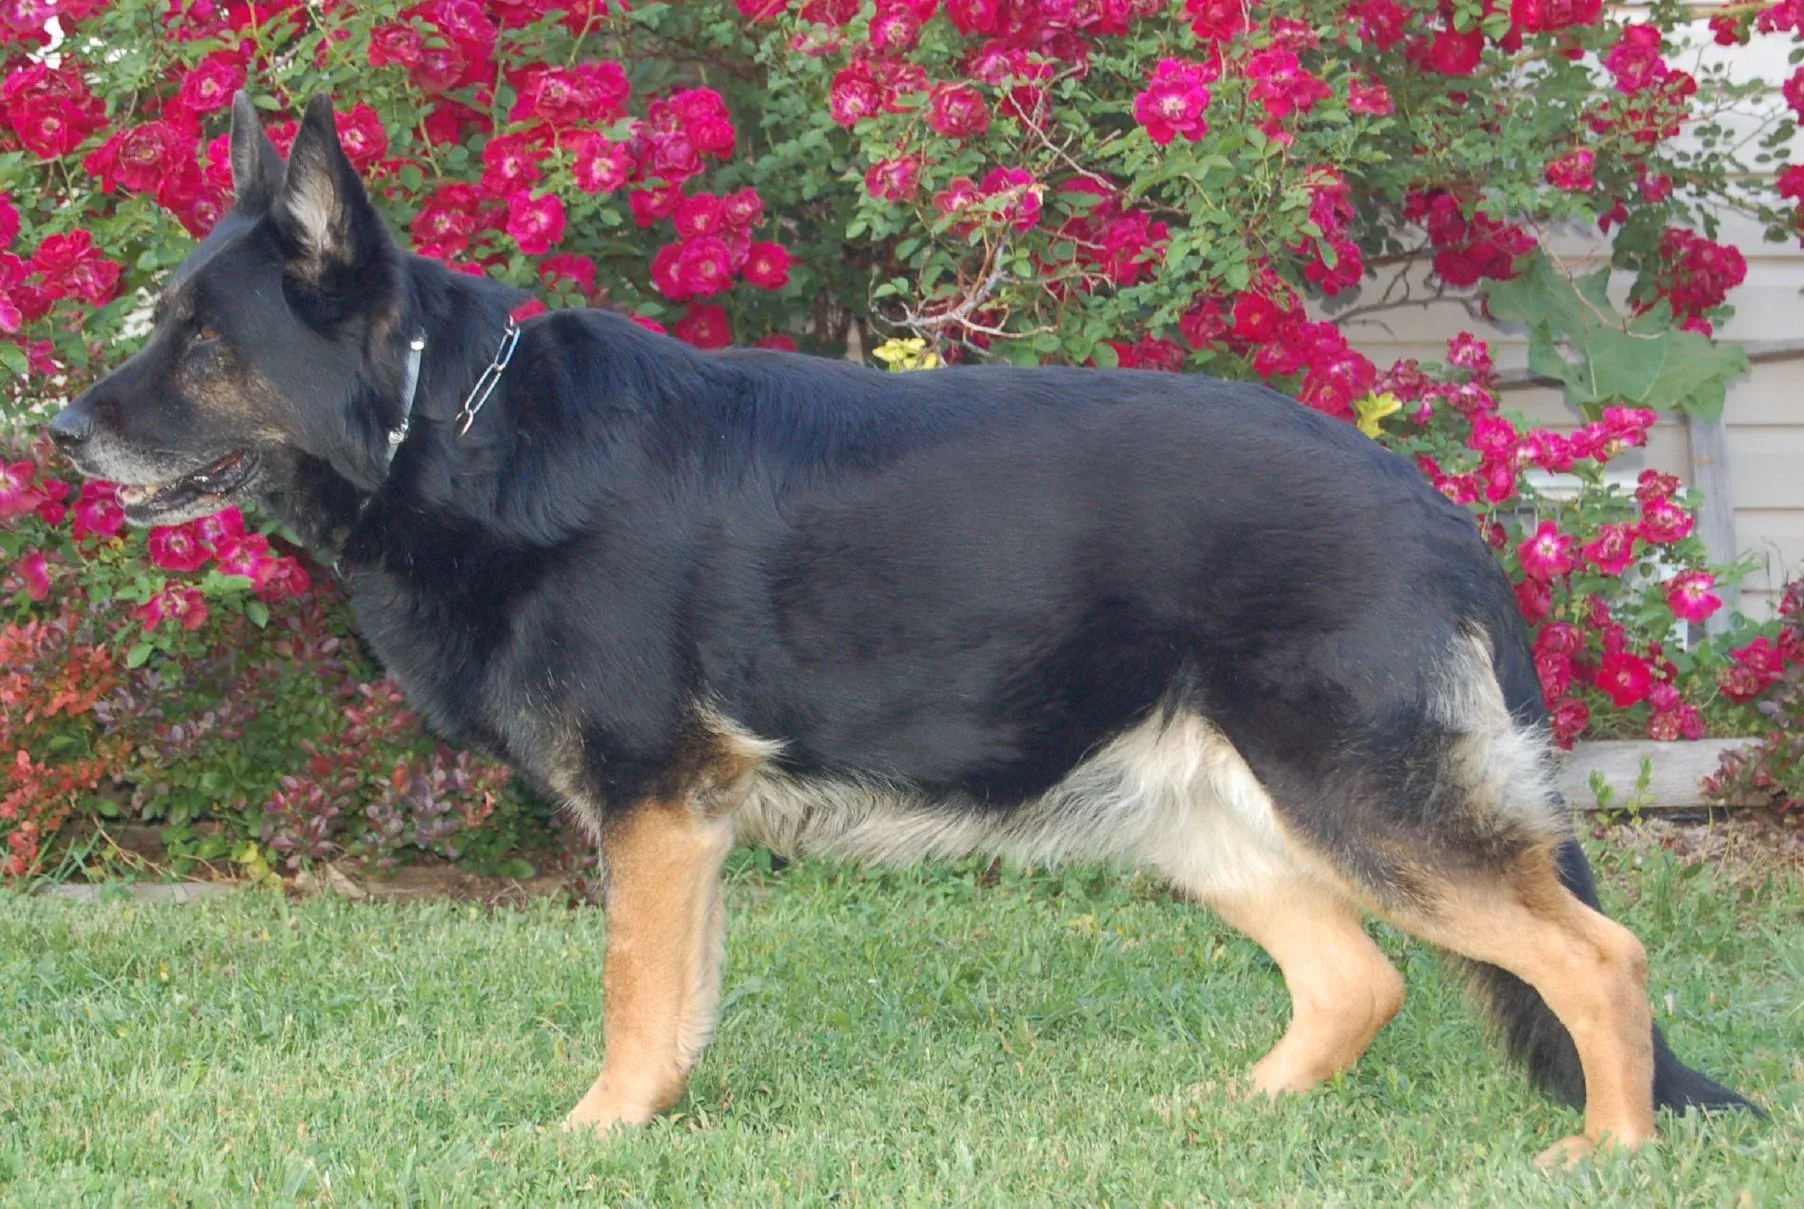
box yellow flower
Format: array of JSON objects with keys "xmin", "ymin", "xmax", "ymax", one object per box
[
  {"xmin": 872, "ymin": 337, "xmax": 941, "ymax": 371},
  {"xmin": 1354, "ymin": 391, "xmax": 1402, "ymax": 439}
]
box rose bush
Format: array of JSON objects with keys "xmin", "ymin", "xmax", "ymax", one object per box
[
  {"xmin": 1706, "ymin": 581, "xmax": 1804, "ymax": 813},
  {"xmin": 3, "ymin": 0, "xmax": 1803, "ymax": 876}
]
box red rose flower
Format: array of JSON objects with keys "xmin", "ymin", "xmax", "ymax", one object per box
[
  {"xmin": 1347, "ymin": 77, "xmax": 1394, "ymax": 116},
  {"xmin": 1580, "ymin": 524, "xmax": 1638, "ymax": 576},
  {"xmin": 927, "ymin": 83, "xmax": 990, "ymax": 140},
  {"xmin": 630, "ymin": 183, "xmax": 684, "ymax": 228},
  {"xmin": 1596, "ymin": 650, "xmax": 1654, "ymax": 708},
  {"xmin": 15, "ymin": 548, "xmax": 50, "ymax": 601},
  {"xmin": 331, "ymin": 103, "xmax": 390, "ymax": 172},
  {"xmin": 658, "ymin": 89, "xmax": 736, "ymax": 160},
  {"xmin": 1230, "ymin": 291, "xmax": 1287, "ymax": 344},
  {"xmin": 480, "ymin": 132, "xmax": 548, "ymax": 199},
  {"xmin": 1133, "ymin": 58, "xmax": 1215, "ymax": 146},
  {"xmin": 946, "ymin": 0, "xmax": 1005, "ymax": 36},
  {"xmin": 1544, "ymin": 149, "xmax": 1596, "ymax": 191},
  {"xmin": 1665, "ymin": 570, "xmax": 1722, "ymax": 625},
  {"xmin": 192, "ymin": 507, "xmax": 246, "ymax": 554},
  {"xmin": 1514, "ymin": 577, "xmax": 1552, "ymax": 624},
  {"xmin": 1245, "ymin": 49, "xmax": 1331, "ymax": 120},
  {"xmin": 540, "ymin": 253, "xmax": 598, "ymax": 297},
  {"xmin": 0, "ymin": 459, "xmax": 43, "ymax": 519},
  {"xmin": 721, "ymin": 188, "xmax": 765, "ymax": 229},
  {"xmin": 674, "ymin": 193, "xmax": 727, "ymax": 241},
  {"xmin": 71, "ymin": 480, "xmax": 124, "ymax": 541},
  {"xmin": 1422, "ymin": 26, "xmax": 1484, "ymax": 77},
  {"xmin": 148, "ymin": 523, "xmax": 210, "ymax": 573},
  {"xmin": 1638, "ymin": 496, "xmax": 1694, "ymax": 545},
  {"xmin": 1185, "ymin": 0, "xmax": 1250, "ymax": 42},
  {"xmin": 980, "ymin": 167, "xmax": 1043, "ymax": 232},
  {"xmin": 1604, "ymin": 25, "xmax": 1666, "ymax": 95},
  {"xmin": 574, "ymin": 135, "xmax": 635, "ymax": 195},
  {"xmin": 1517, "ymin": 520, "xmax": 1575, "ymax": 581},
  {"xmin": 1512, "ymin": 0, "xmax": 1601, "ymax": 33},
  {"xmin": 178, "ymin": 54, "xmax": 245, "ymax": 116},
  {"xmin": 3, "ymin": 64, "xmax": 106, "ymax": 158},
  {"xmin": 1176, "ymin": 300, "xmax": 1227, "ymax": 352},
  {"xmin": 1550, "ymin": 696, "xmax": 1589, "ymax": 747},
  {"xmin": 743, "ymin": 242, "xmax": 792, "ymax": 290},
  {"xmin": 505, "ymin": 191, "xmax": 566, "ymax": 256},
  {"xmin": 674, "ymin": 303, "xmax": 732, "ymax": 349},
  {"xmin": 33, "ymin": 231, "xmax": 122, "ymax": 307},
  {"xmin": 829, "ymin": 64, "xmax": 883, "ymax": 128},
  {"xmin": 134, "ymin": 585, "xmax": 210, "ymax": 632},
  {"xmin": 870, "ymin": 2, "xmax": 922, "ymax": 51},
  {"xmin": 509, "ymin": 63, "xmax": 632, "ymax": 128},
  {"xmin": 866, "ymin": 157, "xmax": 922, "ymax": 201}
]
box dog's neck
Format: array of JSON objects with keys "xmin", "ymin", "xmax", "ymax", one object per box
[
  {"xmin": 394, "ymin": 260, "xmax": 528, "ymax": 436},
  {"xmin": 263, "ymin": 260, "xmax": 529, "ymax": 561}
]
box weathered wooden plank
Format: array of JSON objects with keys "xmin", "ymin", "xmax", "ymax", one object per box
[
  {"xmin": 1687, "ymin": 412, "xmax": 1741, "ymax": 634},
  {"xmin": 1556, "ymin": 739, "xmax": 1754, "ymax": 809}
]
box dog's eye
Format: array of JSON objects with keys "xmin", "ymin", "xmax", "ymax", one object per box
[{"xmin": 193, "ymin": 325, "xmax": 222, "ymax": 346}]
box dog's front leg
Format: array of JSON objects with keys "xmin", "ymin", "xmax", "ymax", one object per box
[{"xmin": 564, "ymin": 800, "xmax": 735, "ymax": 1135}]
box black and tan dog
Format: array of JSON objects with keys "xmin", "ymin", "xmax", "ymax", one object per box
[{"xmin": 50, "ymin": 94, "xmax": 1751, "ymax": 1166}]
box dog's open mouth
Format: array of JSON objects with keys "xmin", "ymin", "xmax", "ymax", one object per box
[{"xmin": 117, "ymin": 451, "xmax": 257, "ymax": 517}]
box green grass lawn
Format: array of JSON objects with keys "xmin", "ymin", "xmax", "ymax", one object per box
[{"xmin": 2, "ymin": 842, "xmax": 1799, "ymax": 1208}]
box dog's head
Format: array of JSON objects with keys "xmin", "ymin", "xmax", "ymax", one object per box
[{"xmin": 48, "ymin": 94, "xmax": 408, "ymax": 527}]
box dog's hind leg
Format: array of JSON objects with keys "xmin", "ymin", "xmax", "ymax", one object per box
[
  {"xmin": 1205, "ymin": 875, "xmax": 1405, "ymax": 1098},
  {"xmin": 564, "ymin": 801, "xmax": 735, "ymax": 1135},
  {"xmin": 1120, "ymin": 713, "xmax": 1404, "ymax": 1097},
  {"xmin": 1369, "ymin": 850, "xmax": 1658, "ymax": 1168},
  {"xmin": 1248, "ymin": 632, "xmax": 1706, "ymax": 1166}
]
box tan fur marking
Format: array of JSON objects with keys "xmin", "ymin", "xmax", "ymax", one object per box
[
  {"xmin": 1381, "ymin": 850, "xmax": 1657, "ymax": 1167},
  {"xmin": 563, "ymin": 803, "xmax": 735, "ymax": 1135},
  {"xmin": 1208, "ymin": 877, "xmax": 1405, "ymax": 1097},
  {"xmin": 687, "ymin": 705, "xmax": 783, "ymax": 817}
]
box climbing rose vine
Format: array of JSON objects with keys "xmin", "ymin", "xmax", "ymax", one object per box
[{"xmin": 4, "ymin": 0, "xmax": 1803, "ymax": 875}]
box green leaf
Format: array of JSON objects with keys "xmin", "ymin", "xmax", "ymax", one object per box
[
  {"xmin": 0, "ymin": 343, "xmax": 27, "ymax": 375},
  {"xmin": 126, "ymin": 641, "xmax": 154, "ymax": 669},
  {"xmin": 1486, "ymin": 252, "xmax": 1749, "ymax": 421},
  {"xmin": 246, "ymin": 601, "xmax": 270, "ymax": 629}
]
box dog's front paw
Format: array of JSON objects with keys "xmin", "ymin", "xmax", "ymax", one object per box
[{"xmin": 561, "ymin": 1081, "xmax": 658, "ymax": 1137}]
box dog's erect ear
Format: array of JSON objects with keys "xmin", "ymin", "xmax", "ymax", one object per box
[
  {"xmin": 229, "ymin": 91, "xmax": 283, "ymax": 214},
  {"xmin": 272, "ymin": 95, "xmax": 379, "ymax": 275}
]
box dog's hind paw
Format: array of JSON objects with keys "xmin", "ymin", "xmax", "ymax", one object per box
[
  {"xmin": 1533, "ymin": 1134, "xmax": 1597, "ymax": 1171},
  {"xmin": 1533, "ymin": 1130, "xmax": 1649, "ymax": 1172}
]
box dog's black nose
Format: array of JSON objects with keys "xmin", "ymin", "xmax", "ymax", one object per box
[{"xmin": 46, "ymin": 406, "xmax": 92, "ymax": 451}]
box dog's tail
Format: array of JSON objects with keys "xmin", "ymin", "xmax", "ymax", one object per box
[{"xmin": 1465, "ymin": 836, "xmax": 1757, "ymax": 1115}]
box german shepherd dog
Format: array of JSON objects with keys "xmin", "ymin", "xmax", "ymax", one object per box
[{"xmin": 50, "ymin": 95, "xmax": 1752, "ymax": 1165}]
